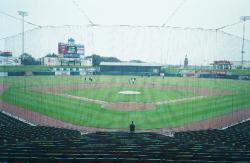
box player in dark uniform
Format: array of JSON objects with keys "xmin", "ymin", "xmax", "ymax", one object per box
[{"xmin": 130, "ymin": 121, "xmax": 135, "ymax": 133}]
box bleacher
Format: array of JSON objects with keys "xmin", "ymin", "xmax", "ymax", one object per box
[{"xmin": 0, "ymin": 111, "xmax": 250, "ymax": 163}]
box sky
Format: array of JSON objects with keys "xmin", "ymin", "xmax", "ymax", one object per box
[{"xmin": 0, "ymin": 0, "xmax": 250, "ymax": 64}]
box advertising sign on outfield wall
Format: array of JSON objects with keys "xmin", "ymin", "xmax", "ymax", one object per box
[
  {"xmin": 0, "ymin": 57, "xmax": 21, "ymax": 66},
  {"xmin": 43, "ymin": 57, "xmax": 60, "ymax": 66},
  {"xmin": 0, "ymin": 72, "xmax": 8, "ymax": 76},
  {"xmin": 55, "ymin": 71, "xmax": 70, "ymax": 76},
  {"xmin": 80, "ymin": 71, "xmax": 87, "ymax": 76}
]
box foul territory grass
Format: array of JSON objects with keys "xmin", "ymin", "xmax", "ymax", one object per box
[{"xmin": 64, "ymin": 87, "xmax": 197, "ymax": 103}]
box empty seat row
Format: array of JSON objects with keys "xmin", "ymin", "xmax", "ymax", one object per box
[{"xmin": 0, "ymin": 111, "xmax": 250, "ymax": 162}]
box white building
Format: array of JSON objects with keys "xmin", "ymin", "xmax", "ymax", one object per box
[
  {"xmin": 231, "ymin": 61, "xmax": 250, "ymax": 69},
  {"xmin": 0, "ymin": 56, "xmax": 21, "ymax": 66},
  {"xmin": 42, "ymin": 57, "xmax": 61, "ymax": 66},
  {"xmin": 42, "ymin": 57, "xmax": 92, "ymax": 67},
  {"xmin": 81, "ymin": 58, "xmax": 92, "ymax": 67}
]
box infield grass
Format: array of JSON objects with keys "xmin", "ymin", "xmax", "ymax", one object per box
[{"xmin": 64, "ymin": 87, "xmax": 198, "ymax": 103}]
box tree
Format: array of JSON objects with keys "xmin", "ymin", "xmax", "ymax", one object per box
[
  {"xmin": 86, "ymin": 54, "xmax": 121, "ymax": 67},
  {"xmin": 102, "ymin": 57, "xmax": 121, "ymax": 62},
  {"xmin": 86, "ymin": 54, "xmax": 101, "ymax": 67},
  {"xmin": 45, "ymin": 53, "xmax": 58, "ymax": 58},
  {"xmin": 19, "ymin": 53, "xmax": 39, "ymax": 65},
  {"xmin": 129, "ymin": 60, "xmax": 144, "ymax": 63}
]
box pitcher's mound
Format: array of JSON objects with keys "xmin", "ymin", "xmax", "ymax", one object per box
[{"xmin": 118, "ymin": 91, "xmax": 141, "ymax": 95}]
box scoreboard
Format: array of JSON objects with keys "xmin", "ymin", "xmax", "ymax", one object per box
[
  {"xmin": 58, "ymin": 43, "xmax": 67, "ymax": 54},
  {"xmin": 58, "ymin": 41, "xmax": 85, "ymax": 59},
  {"xmin": 67, "ymin": 46, "xmax": 77, "ymax": 54}
]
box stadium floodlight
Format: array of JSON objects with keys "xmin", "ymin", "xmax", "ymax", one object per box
[
  {"xmin": 240, "ymin": 16, "xmax": 250, "ymax": 21},
  {"xmin": 18, "ymin": 11, "xmax": 28, "ymax": 55},
  {"xmin": 240, "ymin": 16, "xmax": 250, "ymax": 70}
]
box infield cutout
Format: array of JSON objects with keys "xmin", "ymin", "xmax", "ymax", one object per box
[{"xmin": 118, "ymin": 91, "xmax": 141, "ymax": 95}]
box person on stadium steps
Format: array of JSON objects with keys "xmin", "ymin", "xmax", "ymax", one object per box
[{"xmin": 130, "ymin": 121, "xmax": 135, "ymax": 133}]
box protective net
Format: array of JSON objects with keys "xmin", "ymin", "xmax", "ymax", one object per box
[
  {"xmin": 2, "ymin": 25, "xmax": 250, "ymax": 64},
  {"xmin": 0, "ymin": 22, "xmax": 250, "ymax": 133}
]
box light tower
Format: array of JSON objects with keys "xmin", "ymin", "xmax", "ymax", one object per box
[
  {"xmin": 18, "ymin": 11, "xmax": 28, "ymax": 55},
  {"xmin": 184, "ymin": 54, "xmax": 188, "ymax": 68},
  {"xmin": 240, "ymin": 16, "xmax": 250, "ymax": 70}
]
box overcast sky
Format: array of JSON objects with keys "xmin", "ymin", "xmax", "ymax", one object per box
[
  {"xmin": 1, "ymin": 0, "xmax": 250, "ymax": 36},
  {"xmin": 0, "ymin": 0, "xmax": 250, "ymax": 64}
]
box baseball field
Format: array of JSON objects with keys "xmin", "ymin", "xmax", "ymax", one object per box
[{"xmin": 1, "ymin": 75, "xmax": 250, "ymax": 130}]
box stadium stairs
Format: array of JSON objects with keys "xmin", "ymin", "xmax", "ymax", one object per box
[{"xmin": 0, "ymin": 111, "xmax": 250, "ymax": 163}]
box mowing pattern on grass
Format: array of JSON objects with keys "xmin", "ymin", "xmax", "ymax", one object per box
[{"xmin": 1, "ymin": 76, "xmax": 250, "ymax": 130}]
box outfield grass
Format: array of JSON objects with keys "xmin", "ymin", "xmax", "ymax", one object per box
[
  {"xmin": 2, "ymin": 75, "xmax": 250, "ymax": 90},
  {"xmin": 1, "ymin": 76, "xmax": 250, "ymax": 129}
]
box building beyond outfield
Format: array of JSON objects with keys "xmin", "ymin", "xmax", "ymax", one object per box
[{"xmin": 100, "ymin": 62, "xmax": 161, "ymax": 75}]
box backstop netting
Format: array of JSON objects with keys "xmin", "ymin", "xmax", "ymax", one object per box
[
  {"xmin": 0, "ymin": 24, "xmax": 250, "ymax": 133},
  {"xmin": 2, "ymin": 25, "xmax": 250, "ymax": 64}
]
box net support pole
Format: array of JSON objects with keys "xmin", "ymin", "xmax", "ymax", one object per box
[
  {"xmin": 241, "ymin": 21, "xmax": 245, "ymax": 70},
  {"xmin": 240, "ymin": 16, "xmax": 250, "ymax": 70}
]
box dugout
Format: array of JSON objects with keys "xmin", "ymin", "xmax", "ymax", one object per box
[{"xmin": 100, "ymin": 62, "xmax": 161, "ymax": 75}]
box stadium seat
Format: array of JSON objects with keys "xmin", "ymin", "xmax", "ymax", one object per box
[{"xmin": 0, "ymin": 111, "xmax": 250, "ymax": 162}]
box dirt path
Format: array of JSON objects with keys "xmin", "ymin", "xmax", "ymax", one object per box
[
  {"xmin": 61, "ymin": 93, "xmax": 155, "ymax": 110},
  {"xmin": 59, "ymin": 93, "xmax": 205, "ymax": 111},
  {"xmin": 155, "ymin": 95, "xmax": 205, "ymax": 105},
  {"xmin": 33, "ymin": 83, "xmax": 221, "ymax": 111}
]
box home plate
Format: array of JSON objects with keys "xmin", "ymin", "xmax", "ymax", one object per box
[{"xmin": 118, "ymin": 91, "xmax": 141, "ymax": 95}]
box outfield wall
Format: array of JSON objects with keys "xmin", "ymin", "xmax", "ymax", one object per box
[{"xmin": 1, "ymin": 70, "xmax": 250, "ymax": 80}]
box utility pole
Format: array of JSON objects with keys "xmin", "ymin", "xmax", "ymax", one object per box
[
  {"xmin": 18, "ymin": 11, "xmax": 28, "ymax": 55},
  {"xmin": 240, "ymin": 16, "xmax": 250, "ymax": 70}
]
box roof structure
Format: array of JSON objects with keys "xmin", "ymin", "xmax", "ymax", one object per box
[
  {"xmin": 100, "ymin": 62, "xmax": 162, "ymax": 67},
  {"xmin": 211, "ymin": 60, "xmax": 232, "ymax": 65}
]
